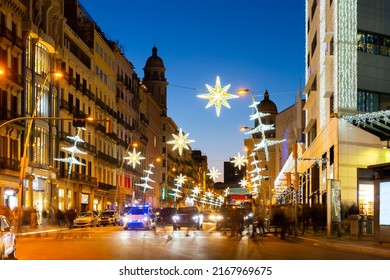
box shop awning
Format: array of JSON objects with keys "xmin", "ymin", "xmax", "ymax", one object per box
[{"xmin": 343, "ymin": 110, "xmax": 390, "ymax": 141}]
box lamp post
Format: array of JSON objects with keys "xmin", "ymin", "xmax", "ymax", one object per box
[{"xmin": 19, "ymin": 71, "xmax": 62, "ymax": 208}]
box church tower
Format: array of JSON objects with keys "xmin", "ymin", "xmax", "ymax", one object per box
[{"xmin": 142, "ymin": 46, "xmax": 169, "ymax": 116}]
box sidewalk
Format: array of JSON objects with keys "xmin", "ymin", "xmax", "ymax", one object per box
[
  {"xmin": 297, "ymin": 232, "xmax": 390, "ymax": 258},
  {"xmin": 16, "ymin": 225, "xmax": 390, "ymax": 258}
]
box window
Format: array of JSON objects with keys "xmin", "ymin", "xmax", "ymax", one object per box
[
  {"xmin": 330, "ymin": 93, "xmax": 335, "ymax": 115},
  {"xmin": 329, "ymin": 146, "xmax": 334, "ymax": 165},
  {"xmin": 356, "ymin": 90, "xmax": 388, "ymax": 112}
]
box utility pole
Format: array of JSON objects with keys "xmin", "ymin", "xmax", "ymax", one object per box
[{"xmin": 293, "ymin": 143, "xmax": 299, "ymax": 238}]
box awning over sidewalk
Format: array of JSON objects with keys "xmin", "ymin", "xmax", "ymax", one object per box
[{"xmin": 343, "ymin": 110, "xmax": 390, "ymax": 141}]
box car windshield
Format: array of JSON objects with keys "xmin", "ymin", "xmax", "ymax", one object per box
[
  {"xmin": 161, "ymin": 208, "xmax": 176, "ymax": 215},
  {"xmin": 101, "ymin": 211, "xmax": 114, "ymax": 216},
  {"xmin": 178, "ymin": 207, "xmax": 197, "ymax": 214},
  {"xmin": 79, "ymin": 212, "xmax": 92, "ymax": 217},
  {"xmin": 129, "ymin": 208, "xmax": 148, "ymax": 215}
]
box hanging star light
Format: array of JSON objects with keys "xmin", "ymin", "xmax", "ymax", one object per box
[
  {"xmin": 207, "ymin": 166, "xmax": 221, "ymax": 182},
  {"xmin": 230, "ymin": 152, "xmax": 247, "ymax": 170},
  {"xmin": 239, "ymin": 178, "xmax": 249, "ymax": 188},
  {"xmin": 123, "ymin": 147, "xmax": 145, "ymax": 169},
  {"xmin": 197, "ymin": 76, "xmax": 239, "ymax": 117},
  {"xmin": 174, "ymin": 173, "xmax": 187, "ymax": 186},
  {"xmin": 192, "ymin": 185, "xmax": 201, "ymax": 196},
  {"xmin": 223, "ymin": 187, "xmax": 230, "ymax": 197},
  {"xmin": 167, "ymin": 128, "xmax": 195, "ymax": 156}
]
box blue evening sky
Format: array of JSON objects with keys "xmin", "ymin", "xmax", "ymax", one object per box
[{"xmin": 80, "ymin": 0, "xmax": 306, "ymax": 181}]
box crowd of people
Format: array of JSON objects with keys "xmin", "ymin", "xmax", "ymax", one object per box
[{"xmin": 0, "ymin": 205, "xmax": 79, "ymax": 229}]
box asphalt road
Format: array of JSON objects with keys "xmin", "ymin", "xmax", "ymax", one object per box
[{"xmin": 13, "ymin": 223, "xmax": 389, "ymax": 260}]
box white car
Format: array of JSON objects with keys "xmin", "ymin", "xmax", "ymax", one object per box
[
  {"xmin": 123, "ymin": 205, "xmax": 156, "ymax": 230},
  {"xmin": 0, "ymin": 215, "xmax": 16, "ymax": 260},
  {"xmin": 73, "ymin": 211, "xmax": 100, "ymax": 227}
]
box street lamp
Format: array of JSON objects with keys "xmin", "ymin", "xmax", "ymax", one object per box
[{"xmin": 19, "ymin": 71, "xmax": 62, "ymax": 207}]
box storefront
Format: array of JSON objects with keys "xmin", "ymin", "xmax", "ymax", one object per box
[
  {"xmin": 358, "ymin": 164, "xmax": 390, "ymax": 242},
  {"xmin": 368, "ymin": 163, "xmax": 390, "ymax": 243},
  {"xmin": 3, "ymin": 187, "xmax": 18, "ymax": 209}
]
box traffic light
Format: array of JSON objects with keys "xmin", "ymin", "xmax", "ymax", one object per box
[{"xmin": 72, "ymin": 113, "xmax": 86, "ymax": 127}]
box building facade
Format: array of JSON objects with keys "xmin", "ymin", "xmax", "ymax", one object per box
[
  {"xmin": 0, "ymin": 0, "xmax": 211, "ymax": 219},
  {"xmin": 299, "ymin": 0, "xmax": 390, "ymax": 240}
]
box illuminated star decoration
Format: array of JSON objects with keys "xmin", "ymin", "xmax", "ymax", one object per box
[
  {"xmin": 167, "ymin": 128, "xmax": 195, "ymax": 156},
  {"xmin": 169, "ymin": 173, "xmax": 187, "ymax": 201},
  {"xmin": 135, "ymin": 163, "xmax": 155, "ymax": 192},
  {"xmin": 239, "ymin": 178, "xmax": 249, "ymax": 188},
  {"xmin": 123, "ymin": 148, "xmax": 145, "ymax": 168},
  {"xmin": 230, "ymin": 152, "xmax": 248, "ymax": 170},
  {"xmin": 191, "ymin": 185, "xmax": 201, "ymax": 201},
  {"xmin": 54, "ymin": 127, "xmax": 87, "ymax": 174},
  {"xmin": 207, "ymin": 167, "xmax": 221, "ymax": 182},
  {"xmin": 197, "ymin": 76, "xmax": 239, "ymax": 117}
]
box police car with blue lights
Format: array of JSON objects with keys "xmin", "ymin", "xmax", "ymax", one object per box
[{"xmin": 123, "ymin": 204, "xmax": 156, "ymax": 230}]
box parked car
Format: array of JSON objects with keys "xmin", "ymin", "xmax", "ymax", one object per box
[
  {"xmin": 173, "ymin": 206, "xmax": 203, "ymax": 230},
  {"xmin": 155, "ymin": 207, "xmax": 177, "ymax": 226},
  {"xmin": 123, "ymin": 205, "xmax": 156, "ymax": 230},
  {"xmin": 99, "ymin": 210, "xmax": 121, "ymax": 226},
  {"xmin": 73, "ymin": 211, "xmax": 100, "ymax": 227},
  {"xmin": 0, "ymin": 215, "xmax": 16, "ymax": 260},
  {"xmin": 201, "ymin": 210, "xmax": 217, "ymax": 223}
]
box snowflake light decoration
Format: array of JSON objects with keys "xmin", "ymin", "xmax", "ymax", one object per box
[
  {"xmin": 239, "ymin": 178, "xmax": 249, "ymax": 188},
  {"xmin": 197, "ymin": 76, "xmax": 239, "ymax": 117},
  {"xmin": 192, "ymin": 185, "xmax": 201, "ymax": 196},
  {"xmin": 135, "ymin": 163, "xmax": 155, "ymax": 192},
  {"xmin": 230, "ymin": 152, "xmax": 247, "ymax": 170},
  {"xmin": 245, "ymin": 99, "xmax": 286, "ymax": 162},
  {"xmin": 123, "ymin": 148, "xmax": 145, "ymax": 169},
  {"xmin": 174, "ymin": 173, "xmax": 187, "ymax": 186},
  {"xmin": 207, "ymin": 166, "xmax": 221, "ymax": 182},
  {"xmin": 167, "ymin": 128, "xmax": 195, "ymax": 156},
  {"xmin": 54, "ymin": 127, "xmax": 87, "ymax": 174}
]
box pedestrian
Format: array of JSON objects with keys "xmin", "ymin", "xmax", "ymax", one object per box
[
  {"xmin": 66, "ymin": 208, "xmax": 77, "ymax": 228},
  {"xmin": 229, "ymin": 206, "xmax": 244, "ymax": 238},
  {"xmin": 31, "ymin": 207, "xmax": 38, "ymax": 228}
]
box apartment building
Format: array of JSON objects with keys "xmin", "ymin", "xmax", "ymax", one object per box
[{"xmin": 0, "ymin": 0, "xmax": 211, "ymax": 217}]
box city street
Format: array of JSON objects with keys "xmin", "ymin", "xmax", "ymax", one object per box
[{"xmin": 14, "ymin": 223, "xmax": 389, "ymax": 260}]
